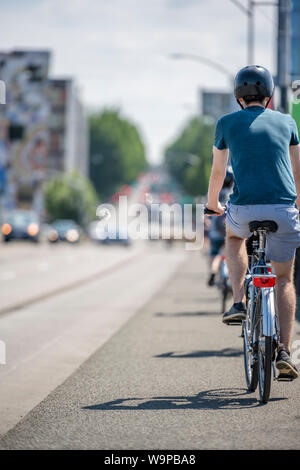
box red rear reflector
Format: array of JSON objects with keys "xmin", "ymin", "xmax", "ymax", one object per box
[
  {"xmin": 221, "ymin": 255, "xmax": 226, "ymax": 261},
  {"xmin": 253, "ymin": 276, "xmax": 276, "ymax": 287}
]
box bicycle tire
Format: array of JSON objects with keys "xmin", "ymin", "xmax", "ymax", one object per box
[
  {"xmin": 243, "ymin": 283, "xmax": 258, "ymax": 392},
  {"xmin": 258, "ymin": 335, "xmax": 272, "ymax": 403},
  {"xmin": 243, "ymin": 319, "xmax": 258, "ymax": 392}
]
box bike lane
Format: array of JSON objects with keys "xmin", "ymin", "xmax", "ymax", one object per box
[{"xmin": 0, "ymin": 250, "xmax": 300, "ymax": 450}]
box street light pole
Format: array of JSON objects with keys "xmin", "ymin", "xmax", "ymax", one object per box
[{"xmin": 169, "ymin": 53, "xmax": 234, "ymax": 84}]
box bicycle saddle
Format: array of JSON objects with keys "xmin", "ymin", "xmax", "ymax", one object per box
[{"xmin": 248, "ymin": 220, "xmax": 278, "ymax": 233}]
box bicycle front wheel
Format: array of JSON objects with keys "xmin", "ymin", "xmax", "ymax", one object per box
[
  {"xmin": 243, "ymin": 310, "xmax": 258, "ymax": 392},
  {"xmin": 243, "ymin": 280, "xmax": 259, "ymax": 392}
]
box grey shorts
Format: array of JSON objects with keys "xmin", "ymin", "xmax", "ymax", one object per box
[{"xmin": 226, "ymin": 202, "xmax": 300, "ymax": 263}]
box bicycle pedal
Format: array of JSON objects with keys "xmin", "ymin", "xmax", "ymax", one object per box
[
  {"xmin": 276, "ymin": 374, "xmax": 295, "ymax": 382},
  {"xmin": 226, "ymin": 321, "xmax": 242, "ymax": 326}
]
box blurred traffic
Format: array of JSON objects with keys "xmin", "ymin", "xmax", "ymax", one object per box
[
  {"xmin": 1, "ymin": 209, "xmax": 40, "ymax": 243},
  {"xmin": 47, "ymin": 220, "xmax": 81, "ymax": 244}
]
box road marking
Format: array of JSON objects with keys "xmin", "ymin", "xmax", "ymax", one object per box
[
  {"xmin": 0, "ymin": 271, "xmax": 17, "ymax": 281},
  {"xmin": 0, "ymin": 248, "xmax": 146, "ymax": 316},
  {"xmin": 36, "ymin": 262, "xmax": 50, "ymax": 272}
]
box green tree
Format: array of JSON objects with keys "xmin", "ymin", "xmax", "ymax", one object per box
[
  {"xmin": 165, "ymin": 117, "xmax": 214, "ymax": 196},
  {"xmin": 44, "ymin": 172, "xmax": 98, "ymax": 226},
  {"xmin": 89, "ymin": 109, "xmax": 148, "ymax": 198}
]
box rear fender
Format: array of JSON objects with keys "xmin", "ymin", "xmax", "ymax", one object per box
[{"xmin": 261, "ymin": 287, "xmax": 276, "ymax": 337}]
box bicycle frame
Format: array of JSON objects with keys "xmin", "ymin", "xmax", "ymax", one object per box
[
  {"xmin": 244, "ymin": 227, "xmax": 281, "ymax": 398},
  {"xmin": 246, "ymin": 228, "xmax": 279, "ymax": 341}
]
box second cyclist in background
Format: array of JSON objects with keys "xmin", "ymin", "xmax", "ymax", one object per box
[{"xmin": 207, "ymin": 168, "xmax": 233, "ymax": 287}]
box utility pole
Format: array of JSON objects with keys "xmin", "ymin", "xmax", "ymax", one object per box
[
  {"xmin": 231, "ymin": 0, "xmax": 278, "ymax": 65},
  {"xmin": 248, "ymin": 1, "xmax": 255, "ymax": 65},
  {"xmin": 231, "ymin": 0, "xmax": 255, "ymax": 64},
  {"xmin": 277, "ymin": 0, "xmax": 292, "ymax": 113}
]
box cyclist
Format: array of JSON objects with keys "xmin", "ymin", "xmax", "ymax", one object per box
[
  {"xmin": 206, "ymin": 65, "xmax": 300, "ymax": 379},
  {"xmin": 207, "ymin": 168, "xmax": 234, "ymax": 286}
]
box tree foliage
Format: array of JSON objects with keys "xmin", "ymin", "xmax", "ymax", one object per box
[
  {"xmin": 44, "ymin": 172, "xmax": 98, "ymax": 226},
  {"xmin": 89, "ymin": 109, "xmax": 148, "ymax": 198},
  {"xmin": 165, "ymin": 117, "xmax": 214, "ymax": 196}
]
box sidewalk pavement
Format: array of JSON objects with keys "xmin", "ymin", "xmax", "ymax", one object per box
[{"xmin": 0, "ymin": 249, "xmax": 300, "ymax": 450}]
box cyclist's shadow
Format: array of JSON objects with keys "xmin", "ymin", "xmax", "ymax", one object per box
[{"xmin": 82, "ymin": 388, "xmax": 285, "ymax": 411}]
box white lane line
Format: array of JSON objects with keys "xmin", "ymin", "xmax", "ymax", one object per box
[
  {"xmin": 0, "ymin": 271, "xmax": 17, "ymax": 281},
  {"xmin": 65, "ymin": 255, "xmax": 77, "ymax": 263},
  {"xmin": 36, "ymin": 262, "xmax": 50, "ymax": 272}
]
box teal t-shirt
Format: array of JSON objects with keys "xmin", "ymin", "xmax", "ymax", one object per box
[{"xmin": 214, "ymin": 106, "xmax": 300, "ymax": 205}]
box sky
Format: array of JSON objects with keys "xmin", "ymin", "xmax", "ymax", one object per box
[{"xmin": 0, "ymin": 0, "xmax": 278, "ymax": 163}]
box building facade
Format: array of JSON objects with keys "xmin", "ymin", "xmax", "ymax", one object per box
[
  {"xmin": 200, "ymin": 89, "xmax": 239, "ymax": 122},
  {"xmin": 0, "ymin": 50, "xmax": 88, "ymax": 213}
]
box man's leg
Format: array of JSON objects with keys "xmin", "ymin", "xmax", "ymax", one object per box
[
  {"xmin": 271, "ymin": 258, "xmax": 298, "ymax": 378},
  {"xmin": 225, "ymin": 226, "xmax": 248, "ymax": 303},
  {"xmin": 222, "ymin": 226, "xmax": 248, "ymax": 323},
  {"xmin": 271, "ymin": 258, "xmax": 295, "ymax": 352},
  {"xmin": 207, "ymin": 254, "xmax": 221, "ymax": 286}
]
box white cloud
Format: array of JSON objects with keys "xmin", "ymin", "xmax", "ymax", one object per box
[{"xmin": 1, "ymin": 0, "xmax": 277, "ymax": 163}]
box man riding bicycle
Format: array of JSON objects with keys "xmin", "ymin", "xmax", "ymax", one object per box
[{"xmin": 206, "ymin": 65, "xmax": 300, "ymax": 380}]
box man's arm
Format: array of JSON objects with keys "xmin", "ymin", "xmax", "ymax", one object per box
[
  {"xmin": 207, "ymin": 146, "xmax": 229, "ymax": 214},
  {"xmin": 290, "ymin": 144, "xmax": 300, "ymax": 209}
]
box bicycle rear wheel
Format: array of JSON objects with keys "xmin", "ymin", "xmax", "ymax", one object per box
[{"xmin": 258, "ymin": 334, "xmax": 272, "ymax": 403}]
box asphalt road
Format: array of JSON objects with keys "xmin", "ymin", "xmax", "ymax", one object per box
[
  {"xmin": 0, "ymin": 240, "xmax": 186, "ymax": 435},
  {"xmin": 0, "ymin": 241, "xmax": 300, "ymax": 449}
]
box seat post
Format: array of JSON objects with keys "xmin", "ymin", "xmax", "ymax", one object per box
[
  {"xmin": 248, "ymin": 221, "xmax": 278, "ymax": 264},
  {"xmin": 258, "ymin": 229, "xmax": 267, "ymax": 251},
  {"xmin": 254, "ymin": 229, "xmax": 268, "ymax": 266}
]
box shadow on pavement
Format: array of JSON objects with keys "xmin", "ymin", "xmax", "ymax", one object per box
[
  {"xmin": 154, "ymin": 348, "xmax": 242, "ymax": 358},
  {"xmin": 82, "ymin": 388, "xmax": 285, "ymax": 411},
  {"xmin": 159, "ymin": 297, "xmax": 221, "ymax": 304},
  {"xmin": 154, "ymin": 311, "xmax": 219, "ymax": 318}
]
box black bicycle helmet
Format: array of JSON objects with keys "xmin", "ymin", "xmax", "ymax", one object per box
[{"xmin": 234, "ymin": 65, "xmax": 274, "ymax": 109}]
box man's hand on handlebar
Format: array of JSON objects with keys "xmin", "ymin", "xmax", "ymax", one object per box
[{"xmin": 205, "ymin": 201, "xmax": 225, "ymax": 216}]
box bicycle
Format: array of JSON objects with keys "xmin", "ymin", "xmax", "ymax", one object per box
[
  {"xmin": 204, "ymin": 206, "xmax": 293, "ymax": 403},
  {"xmin": 205, "ymin": 208, "xmax": 232, "ymax": 314},
  {"xmin": 242, "ymin": 220, "xmax": 281, "ymax": 403}
]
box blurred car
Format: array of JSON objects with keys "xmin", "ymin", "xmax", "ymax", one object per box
[
  {"xmin": 88, "ymin": 221, "xmax": 131, "ymax": 246},
  {"xmin": 1, "ymin": 210, "xmax": 40, "ymax": 242},
  {"xmin": 47, "ymin": 220, "xmax": 80, "ymax": 243}
]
